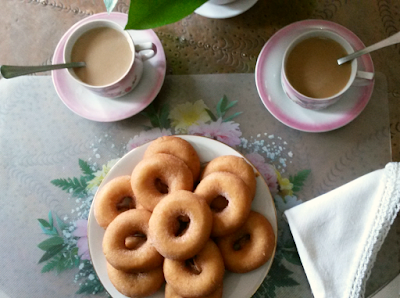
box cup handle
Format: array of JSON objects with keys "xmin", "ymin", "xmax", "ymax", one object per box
[
  {"xmin": 353, "ymin": 70, "xmax": 374, "ymax": 86},
  {"xmin": 135, "ymin": 42, "xmax": 157, "ymax": 61}
]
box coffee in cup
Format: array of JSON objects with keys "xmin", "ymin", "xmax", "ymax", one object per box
[
  {"xmin": 281, "ymin": 30, "xmax": 374, "ymax": 110},
  {"xmin": 70, "ymin": 26, "xmax": 133, "ymax": 87},
  {"xmin": 64, "ymin": 19, "xmax": 157, "ymax": 98}
]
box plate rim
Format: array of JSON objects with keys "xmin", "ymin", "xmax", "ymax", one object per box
[{"xmin": 87, "ymin": 135, "xmax": 278, "ymax": 298}]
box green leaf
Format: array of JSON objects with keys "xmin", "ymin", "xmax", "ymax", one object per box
[
  {"xmin": 216, "ymin": 95, "xmax": 228, "ymax": 118},
  {"xmin": 48, "ymin": 211, "xmax": 53, "ymax": 227},
  {"xmin": 55, "ymin": 214, "xmax": 67, "ymax": 231},
  {"xmin": 103, "ymin": 0, "xmax": 118, "ymax": 13},
  {"xmin": 141, "ymin": 103, "xmax": 170, "ymax": 129},
  {"xmin": 205, "ymin": 109, "xmax": 217, "ymax": 122},
  {"xmin": 159, "ymin": 104, "xmax": 170, "ymax": 129},
  {"xmin": 79, "ymin": 159, "xmax": 95, "ymax": 178},
  {"xmin": 224, "ymin": 100, "xmax": 238, "ymax": 111},
  {"xmin": 40, "ymin": 248, "xmax": 79, "ymax": 274},
  {"xmin": 76, "ymin": 278, "xmax": 104, "ymax": 295},
  {"xmin": 268, "ymin": 261, "xmax": 299, "ymax": 287},
  {"xmin": 289, "ymin": 169, "xmax": 311, "ymax": 193},
  {"xmin": 125, "ymin": 0, "xmax": 208, "ymax": 30},
  {"xmin": 41, "ymin": 255, "xmax": 61, "ymax": 273},
  {"xmin": 149, "ymin": 114, "xmax": 161, "ymax": 128},
  {"xmin": 38, "ymin": 218, "xmax": 51, "ymax": 229},
  {"xmin": 51, "ymin": 177, "xmax": 87, "ymax": 197},
  {"xmin": 282, "ymin": 249, "xmax": 302, "ymax": 266},
  {"xmin": 141, "ymin": 107, "xmax": 160, "ymax": 128},
  {"xmin": 38, "ymin": 219, "xmax": 58, "ymax": 236},
  {"xmin": 223, "ymin": 112, "xmax": 242, "ymax": 122},
  {"xmin": 38, "ymin": 244, "xmax": 65, "ymax": 263},
  {"xmin": 38, "ymin": 236, "xmax": 64, "ymax": 251}
]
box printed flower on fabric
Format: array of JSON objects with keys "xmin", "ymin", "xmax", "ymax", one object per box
[
  {"xmin": 276, "ymin": 170, "xmax": 294, "ymax": 197},
  {"xmin": 275, "ymin": 195, "xmax": 302, "ymax": 213},
  {"xmin": 245, "ymin": 152, "xmax": 278, "ymax": 195},
  {"xmin": 126, "ymin": 128, "xmax": 172, "ymax": 152},
  {"xmin": 86, "ymin": 158, "xmax": 120, "ymax": 192},
  {"xmin": 188, "ymin": 118, "xmax": 242, "ymax": 147},
  {"xmin": 169, "ymin": 100, "xmax": 211, "ymax": 133},
  {"xmin": 72, "ymin": 219, "xmax": 90, "ymax": 260}
]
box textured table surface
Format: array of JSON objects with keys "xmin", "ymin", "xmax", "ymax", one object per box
[
  {"xmin": 0, "ymin": 1, "xmax": 399, "ymax": 297},
  {"xmin": 2, "ymin": 0, "xmax": 400, "ymax": 162}
]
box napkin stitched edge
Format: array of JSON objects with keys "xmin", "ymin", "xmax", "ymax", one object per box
[{"xmin": 348, "ymin": 162, "xmax": 400, "ymax": 298}]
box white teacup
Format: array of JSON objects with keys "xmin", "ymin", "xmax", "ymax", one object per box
[
  {"xmin": 281, "ymin": 30, "xmax": 374, "ymax": 110},
  {"xmin": 64, "ymin": 19, "xmax": 156, "ymax": 98}
]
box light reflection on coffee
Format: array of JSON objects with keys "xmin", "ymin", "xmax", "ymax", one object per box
[
  {"xmin": 71, "ymin": 27, "xmax": 133, "ymax": 86},
  {"xmin": 285, "ymin": 37, "xmax": 352, "ymax": 99}
]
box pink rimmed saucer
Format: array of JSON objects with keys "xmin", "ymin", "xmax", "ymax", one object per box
[
  {"xmin": 52, "ymin": 12, "xmax": 166, "ymax": 122},
  {"xmin": 255, "ymin": 20, "xmax": 374, "ymax": 133}
]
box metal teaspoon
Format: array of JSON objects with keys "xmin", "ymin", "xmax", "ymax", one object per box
[
  {"xmin": 0, "ymin": 62, "xmax": 86, "ymax": 79},
  {"xmin": 337, "ymin": 31, "xmax": 400, "ymax": 65}
]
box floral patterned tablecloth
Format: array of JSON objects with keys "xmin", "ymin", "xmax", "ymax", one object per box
[{"xmin": 0, "ymin": 73, "xmax": 397, "ymax": 298}]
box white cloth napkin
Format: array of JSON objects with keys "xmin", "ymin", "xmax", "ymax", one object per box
[{"xmin": 284, "ymin": 162, "xmax": 400, "ymax": 298}]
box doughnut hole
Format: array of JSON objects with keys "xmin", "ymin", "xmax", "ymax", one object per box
[
  {"xmin": 154, "ymin": 178, "xmax": 169, "ymax": 194},
  {"xmin": 116, "ymin": 196, "xmax": 136, "ymax": 212},
  {"xmin": 232, "ymin": 233, "xmax": 251, "ymax": 251},
  {"xmin": 173, "ymin": 215, "xmax": 191, "ymax": 237},
  {"xmin": 210, "ymin": 195, "xmax": 228, "ymax": 213},
  {"xmin": 125, "ymin": 233, "xmax": 147, "ymax": 250},
  {"xmin": 185, "ymin": 257, "xmax": 202, "ymax": 275}
]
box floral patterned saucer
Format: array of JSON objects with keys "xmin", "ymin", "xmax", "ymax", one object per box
[{"xmin": 52, "ymin": 12, "xmax": 166, "ymax": 122}]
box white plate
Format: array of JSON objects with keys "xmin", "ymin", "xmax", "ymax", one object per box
[
  {"xmin": 255, "ymin": 20, "xmax": 374, "ymax": 132},
  {"xmin": 195, "ymin": 0, "xmax": 258, "ymax": 19},
  {"xmin": 52, "ymin": 12, "xmax": 166, "ymax": 122},
  {"xmin": 88, "ymin": 135, "xmax": 278, "ymax": 298}
]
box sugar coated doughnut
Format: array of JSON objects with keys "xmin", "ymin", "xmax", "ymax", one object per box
[
  {"xmin": 149, "ymin": 190, "xmax": 212, "ymax": 260},
  {"xmin": 143, "ymin": 136, "xmax": 201, "ymax": 181},
  {"xmin": 106, "ymin": 262, "xmax": 164, "ymax": 298},
  {"xmin": 94, "ymin": 175, "xmax": 141, "ymax": 229},
  {"xmin": 103, "ymin": 209, "xmax": 164, "ymax": 272},
  {"xmin": 195, "ymin": 172, "xmax": 252, "ymax": 237},
  {"xmin": 216, "ymin": 211, "xmax": 275, "ymax": 273},
  {"xmin": 165, "ymin": 283, "xmax": 223, "ymax": 298},
  {"xmin": 131, "ymin": 153, "xmax": 194, "ymax": 211},
  {"xmin": 202, "ymin": 155, "xmax": 257, "ymax": 199},
  {"xmin": 164, "ymin": 239, "xmax": 225, "ymax": 297}
]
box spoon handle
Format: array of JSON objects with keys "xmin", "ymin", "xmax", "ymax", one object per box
[
  {"xmin": 0, "ymin": 62, "xmax": 85, "ymax": 79},
  {"xmin": 337, "ymin": 31, "xmax": 400, "ymax": 65}
]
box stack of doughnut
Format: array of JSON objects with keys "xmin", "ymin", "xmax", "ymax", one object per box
[{"xmin": 93, "ymin": 136, "xmax": 276, "ymax": 298}]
